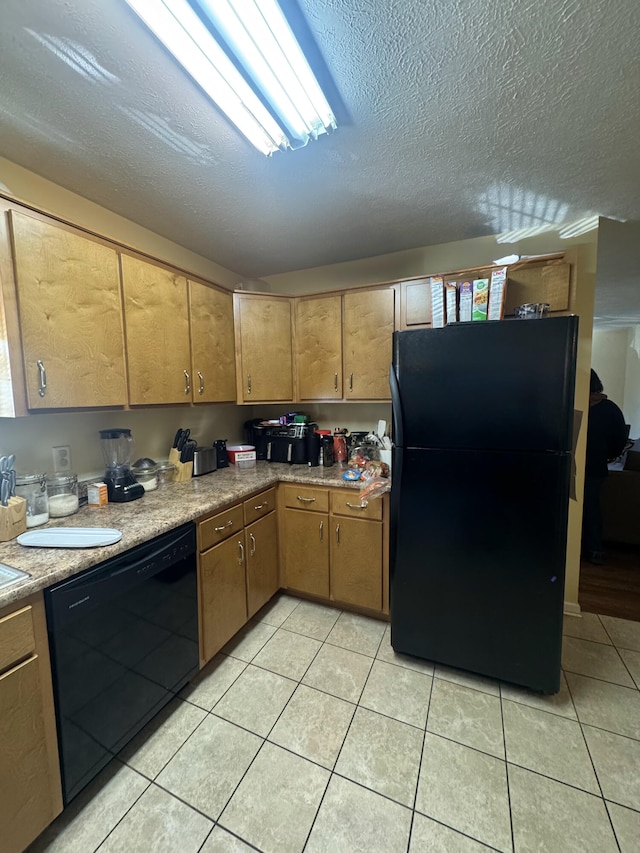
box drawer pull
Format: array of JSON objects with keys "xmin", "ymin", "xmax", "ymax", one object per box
[
  {"xmin": 346, "ymin": 501, "xmax": 367, "ymax": 510},
  {"xmin": 247, "ymin": 374, "xmax": 252, "ymax": 395},
  {"xmin": 238, "ymin": 541, "xmax": 244, "ymax": 564},
  {"xmin": 319, "ymin": 520, "xmax": 323, "ymax": 542},
  {"xmin": 296, "ymin": 495, "xmax": 316, "ymax": 503},
  {"xmin": 197, "ymin": 371, "xmax": 204, "ymax": 394},
  {"xmin": 214, "ymin": 520, "xmax": 234, "ymax": 532},
  {"xmin": 184, "ymin": 369, "xmax": 191, "ymax": 394},
  {"xmin": 349, "ymin": 372, "xmax": 353, "ymax": 391},
  {"xmin": 37, "ymin": 360, "xmax": 47, "ymax": 397},
  {"xmin": 254, "ymin": 501, "xmax": 268, "ymax": 510},
  {"xmin": 249, "ymin": 532, "xmax": 256, "ymax": 556},
  {"xmin": 335, "ymin": 523, "xmax": 340, "ymax": 544},
  {"xmin": 333, "ymin": 373, "xmax": 338, "ymax": 392}
]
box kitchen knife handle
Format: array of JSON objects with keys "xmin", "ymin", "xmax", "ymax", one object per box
[
  {"xmin": 249, "ymin": 533, "xmax": 256, "ymax": 557},
  {"xmin": 197, "ymin": 371, "xmax": 204, "ymax": 395},
  {"xmin": 184, "ymin": 370, "xmax": 191, "ymax": 395},
  {"xmin": 319, "ymin": 521, "xmax": 323, "ymax": 542},
  {"xmin": 238, "ymin": 541, "xmax": 244, "ymax": 565},
  {"xmin": 334, "ymin": 373, "xmax": 338, "ymax": 392},
  {"xmin": 335, "ymin": 523, "xmax": 340, "ymax": 544},
  {"xmin": 37, "ymin": 360, "xmax": 47, "ymax": 397},
  {"xmin": 247, "ymin": 374, "xmax": 252, "ymax": 395}
]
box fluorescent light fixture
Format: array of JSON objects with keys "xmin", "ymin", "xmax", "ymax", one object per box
[{"xmin": 123, "ymin": 0, "xmax": 336, "ymax": 154}]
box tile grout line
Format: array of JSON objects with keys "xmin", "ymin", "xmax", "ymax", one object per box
[
  {"xmin": 405, "ymin": 663, "xmax": 435, "ymax": 853},
  {"xmin": 499, "ymin": 682, "xmax": 516, "ymax": 853}
]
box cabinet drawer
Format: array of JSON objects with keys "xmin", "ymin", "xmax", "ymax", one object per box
[
  {"xmin": 198, "ymin": 504, "xmax": 244, "ymax": 552},
  {"xmin": 283, "ymin": 485, "xmax": 329, "ymax": 513},
  {"xmin": 331, "ymin": 489, "xmax": 383, "ymax": 521},
  {"xmin": 244, "ymin": 488, "xmax": 276, "ymax": 526},
  {"xmin": 0, "ymin": 605, "xmax": 35, "ymax": 674}
]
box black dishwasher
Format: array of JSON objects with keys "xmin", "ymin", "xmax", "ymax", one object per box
[{"xmin": 45, "ymin": 522, "xmax": 198, "ymax": 805}]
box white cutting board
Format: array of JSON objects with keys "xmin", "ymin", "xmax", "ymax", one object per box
[{"xmin": 17, "ymin": 528, "xmax": 122, "ymax": 548}]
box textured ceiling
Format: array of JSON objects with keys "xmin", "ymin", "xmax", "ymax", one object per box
[{"xmin": 0, "ymin": 0, "xmax": 639, "ymax": 317}]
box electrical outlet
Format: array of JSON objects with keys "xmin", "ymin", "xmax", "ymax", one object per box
[{"xmin": 52, "ymin": 445, "xmax": 71, "ymax": 472}]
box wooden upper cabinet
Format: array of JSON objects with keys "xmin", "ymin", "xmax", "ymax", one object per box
[
  {"xmin": 343, "ymin": 288, "xmax": 395, "ymax": 400},
  {"xmin": 234, "ymin": 293, "xmax": 293, "ymax": 403},
  {"xmin": 9, "ymin": 211, "xmax": 127, "ymax": 409},
  {"xmin": 295, "ymin": 294, "xmax": 343, "ymax": 400},
  {"xmin": 121, "ymin": 254, "xmax": 191, "ymax": 405},
  {"xmin": 188, "ymin": 281, "xmax": 236, "ymax": 403}
]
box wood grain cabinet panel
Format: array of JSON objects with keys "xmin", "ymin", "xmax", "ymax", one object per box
[
  {"xmin": 9, "ymin": 210, "xmax": 127, "ymax": 409},
  {"xmin": 245, "ymin": 511, "xmax": 279, "ymax": 618},
  {"xmin": 234, "ymin": 294, "xmax": 293, "ymax": 403},
  {"xmin": 189, "ymin": 280, "xmax": 236, "ymax": 403},
  {"xmin": 121, "ymin": 253, "xmax": 191, "ymax": 405},
  {"xmin": 343, "ymin": 288, "xmax": 395, "ymax": 400},
  {"xmin": 0, "ymin": 605, "xmax": 35, "ymax": 672},
  {"xmin": 295, "ymin": 294, "xmax": 342, "ymax": 400},
  {"xmin": 330, "ymin": 515, "xmax": 383, "ymax": 611},
  {"xmin": 200, "ymin": 534, "xmax": 248, "ymax": 663},
  {"xmin": 282, "ymin": 507, "xmax": 330, "ymax": 597}
]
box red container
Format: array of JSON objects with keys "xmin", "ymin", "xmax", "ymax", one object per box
[{"xmin": 226, "ymin": 444, "xmax": 256, "ymax": 464}]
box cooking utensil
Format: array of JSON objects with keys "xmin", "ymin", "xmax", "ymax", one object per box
[
  {"xmin": 1, "ymin": 477, "xmax": 9, "ymax": 507},
  {"xmin": 172, "ymin": 429, "xmax": 183, "ymax": 449},
  {"xmin": 176, "ymin": 429, "xmax": 191, "ymax": 451}
]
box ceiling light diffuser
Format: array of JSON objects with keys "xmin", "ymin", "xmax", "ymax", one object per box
[{"xmin": 123, "ymin": 0, "xmax": 336, "ymax": 154}]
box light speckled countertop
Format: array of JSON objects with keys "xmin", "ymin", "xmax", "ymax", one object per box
[{"xmin": 0, "ymin": 463, "xmax": 363, "ymax": 609}]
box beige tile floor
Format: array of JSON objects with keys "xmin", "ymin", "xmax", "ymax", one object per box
[{"xmin": 29, "ymin": 599, "xmax": 640, "ymax": 853}]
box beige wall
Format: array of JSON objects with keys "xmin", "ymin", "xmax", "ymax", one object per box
[
  {"xmin": 592, "ymin": 326, "xmax": 640, "ymax": 437},
  {"xmin": 0, "ymin": 156, "xmax": 239, "ymax": 287}
]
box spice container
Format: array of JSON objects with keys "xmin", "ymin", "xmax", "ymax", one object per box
[
  {"xmin": 47, "ymin": 473, "xmax": 79, "ymax": 517},
  {"xmin": 15, "ymin": 473, "xmax": 49, "ymax": 527}
]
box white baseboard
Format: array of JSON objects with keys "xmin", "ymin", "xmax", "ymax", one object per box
[{"xmin": 563, "ymin": 601, "xmax": 582, "ymax": 616}]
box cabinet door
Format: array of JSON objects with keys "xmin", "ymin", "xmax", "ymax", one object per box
[
  {"xmin": 282, "ymin": 508, "xmax": 329, "ymax": 597},
  {"xmin": 189, "ymin": 280, "xmax": 236, "ymax": 403},
  {"xmin": 121, "ymin": 254, "xmax": 191, "ymax": 404},
  {"xmin": 246, "ymin": 512, "xmax": 279, "ymax": 618},
  {"xmin": 295, "ymin": 295, "xmax": 342, "ymax": 400},
  {"xmin": 343, "ymin": 288, "xmax": 395, "ymax": 400},
  {"xmin": 330, "ymin": 516, "xmax": 383, "ymax": 611},
  {"xmin": 9, "ymin": 211, "xmax": 127, "ymax": 409},
  {"xmin": 0, "ymin": 657, "xmax": 59, "ymax": 853},
  {"xmin": 199, "ymin": 535, "xmax": 247, "ymax": 663},
  {"xmin": 235, "ymin": 294, "xmax": 293, "ymax": 403}
]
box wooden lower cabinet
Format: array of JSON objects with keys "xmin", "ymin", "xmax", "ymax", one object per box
[
  {"xmin": 246, "ymin": 512, "xmax": 279, "ymax": 618},
  {"xmin": 199, "ymin": 533, "xmax": 247, "ymax": 663},
  {"xmin": 281, "ymin": 487, "xmax": 386, "ymax": 613},
  {"xmin": 282, "ymin": 508, "xmax": 329, "ymax": 597},
  {"xmin": 330, "ymin": 516, "xmax": 383, "ymax": 611},
  {"xmin": 0, "ymin": 595, "xmax": 62, "ymax": 853}
]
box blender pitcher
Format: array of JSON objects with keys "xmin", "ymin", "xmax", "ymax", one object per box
[{"xmin": 98, "ymin": 428, "xmax": 144, "ymax": 502}]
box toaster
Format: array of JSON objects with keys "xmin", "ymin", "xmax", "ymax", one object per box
[{"xmin": 192, "ymin": 446, "xmax": 217, "ymax": 476}]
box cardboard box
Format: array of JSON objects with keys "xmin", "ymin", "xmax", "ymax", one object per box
[
  {"xmin": 430, "ymin": 276, "xmax": 445, "ymax": 328},
  {"xmin": 87, "ymin": 482, "xmax": 108, "ymax": 507},
  {"xmin": 472, "ymin": 278, "xmax": 489, "ymax": 321},
  {"xmin": 459, "ymin": 281, "xmax": 473, "ymax": 322},
  {"xmin": 488, "ymin": 266, "xmax": 508, "ymax": 320}
]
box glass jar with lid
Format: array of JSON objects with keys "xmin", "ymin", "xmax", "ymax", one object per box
[
  {"xmin": 48, "ymin": 473, "xmax": 80, "ymax": 517},
  {"xmin": 15, "ymin": 473, "xmax": 49, "ymax": 527}
]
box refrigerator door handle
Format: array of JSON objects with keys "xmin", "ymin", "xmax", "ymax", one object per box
[{"xmin": 389, "ymin": 361, "xmax": 404, "ymax": 448}]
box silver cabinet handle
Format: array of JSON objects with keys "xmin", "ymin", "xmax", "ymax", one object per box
[
  {"xmin": 334, "ymin": 373, "xmax": 338, "ymax": 392},
  {"xmin": 249, "ymin": 532, "xmax": 256, "ymax": 557},
  {"xmin": 214, "ymin": 520, "xmax": 234, "ymax": 532},
  {"xmin": 296, "ymin": 495, "xmax": 316, "ymax": 503},
  {"xmin": 247, "ymin": 374, "xmax": 252, "ymax": 395},
  {"xmin": 184, "ymin": 370, "xmax": 191, "ymax": 394},
  {"xmin": 335, "ymin": 523, "xmax": 340, "ymax": 544},
  {"xmin": 346, "ymin": 501, "xmax": 367, "ymax": 510},
  {"xmin": 197, "ymin": 371, "xmax": 204, "ymax": 395},
  {"xmin": 238, "ymin": 541, "xmax": 244, "ymax": 565},
  {"xmin": 37, "ymin": 360, "xmax": 47, "ymax": 397},
  {"xmin": 349, "ymin": 372, "xmax": 353, "ymax": 391},
  {"xmin": 254, "ymin": 501, "xmax": 268, "ymax": 510},
  {"xmin": 319, "ymin": 520, "xmax": 323, "ymax": 542}
]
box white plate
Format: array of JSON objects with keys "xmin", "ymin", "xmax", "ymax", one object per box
[{"xmin": 17, "ymin": 528, "xmax": 123, "ymax": 548}]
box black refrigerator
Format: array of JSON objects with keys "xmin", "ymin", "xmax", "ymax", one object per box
[{"xmin": 389, "ymin": 315, "xmax": 578, "ymax": 693}]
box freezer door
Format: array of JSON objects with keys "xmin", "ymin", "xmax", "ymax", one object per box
[
  {"xmin": 392, "ymin": 315, "xmax": 578, "ymax": 452},
  {"xmin": 390, "ymin": 448, "xmax": 571, "ymax": 693}
]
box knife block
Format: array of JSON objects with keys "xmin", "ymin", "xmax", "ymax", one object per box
[
  {"xmin": 168, "ymin": 448, "xmax": 193, "ymax": 482},
  {"xmin": 0, "ymin": 496, "xmax": 27, "ymax": 542}
]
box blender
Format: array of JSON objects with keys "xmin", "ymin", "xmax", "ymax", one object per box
[{"xmin": 99, "ymin": 428, "xmax": 145, "ymax": 502}]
